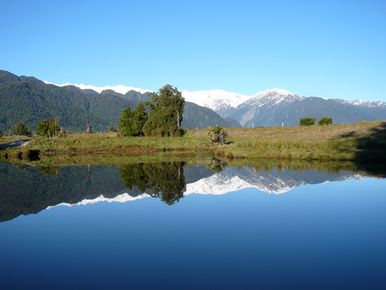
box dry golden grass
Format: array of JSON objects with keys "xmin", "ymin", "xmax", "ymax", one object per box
[
  {"xmin": 1, "ymin": 121, "xmax": 385, "ymax": 162},
  {"xmin": 191, "ymin": 121, "xmax": 383, "ymax": 140}
]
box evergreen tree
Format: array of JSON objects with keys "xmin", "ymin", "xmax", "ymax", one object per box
[
  {"xmin": 119, "ymin": 107, "xmax": 135, "ymax": 136},
  {"xmin": 118, "ymin": 103, "xmax": 148, "ymax": 136},
  {"xmin": 143, "ymin": 85, "xmax": 184, "ymax": 136},
  {"xmin": 133, "ymin": 103, "xmax": 148, "ymax": 135}
]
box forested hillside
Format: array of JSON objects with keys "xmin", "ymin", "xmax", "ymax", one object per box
[{"xmin": 0, "ymin": 70, "xmax": 236, "ymax": 132}]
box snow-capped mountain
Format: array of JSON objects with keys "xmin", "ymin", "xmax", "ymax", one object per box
[
  {"xmin": 181, "ymin": 88, "xmax": 304, "ymax": 118},
  {"xmin": 182, "ymin": 89, "xmax": 252, "ymax": 118},
  {"xmin": 242, "ymin": 88, "xmax": 303, "ymax": 108},
  {"xmin": 231, "ymin": 89, "xmax": 303, "ymax": 126},
  {"xmin": 181, "ymin": 88, "xmax": 386, "ymax": 127},
  {"xmin": 229, "ymin": 90, "xmax": 386, "ymax": 128},
  {"xmin": 336, "ymin": 99, "xmax": 386, "ymax": 108},
  {"xmin": 43, "ymin": 77, "xmax": 386, "ymax": 127}
]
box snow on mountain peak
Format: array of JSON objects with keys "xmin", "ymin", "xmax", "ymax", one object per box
[
  {"xmin": 185, "ymin": 173, "xmax": 295, "ymax": 195},
  {"xmin": 48, "ymin": 192, "xmax": 150, "ymax": 208},
  {"xmin": 241, "ymin": 88, "xmax": 302, "ymax": 108},
  {"xmin": 345, "ymin": 99, "xmax": 386, "ymax": 108},
  {"xmin": 44, "ymin": 81, "xmax": 151, "ymax": 95},
  {"xmin": 258, "ymin": 88, "xmax": 295, "ymax": 96},
  {"xmin": 181, "ymin": 88, "xmax": 303, "ymax": 114},
  {"xmin": 182, "ymin": 89, "xmax": 252, "ymax": 111}
]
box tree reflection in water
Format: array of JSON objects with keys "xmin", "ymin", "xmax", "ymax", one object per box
[{"xmin": 119, "ymin": 162, "xmax": 186, "ymax": 205}]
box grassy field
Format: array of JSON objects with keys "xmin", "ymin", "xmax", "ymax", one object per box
[{"xmin": 1, "ymin": 121, "xmax": 385, "ymax": 162}]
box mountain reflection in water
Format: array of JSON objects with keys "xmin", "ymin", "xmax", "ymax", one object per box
[{"xmin": 0, "ymin": 160, "xmax": 384, "ymax": 222}]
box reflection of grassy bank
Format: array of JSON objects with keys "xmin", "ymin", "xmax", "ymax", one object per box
[
  {"xmin": 1, "ymin": 121, "xmax": 385, "ymax": 162},
  {"xmin": 31, "ymin": 152, "xmax": 216, "ymax": 167},
  {"xmin": 4, "ymin": 153, "xmax": 377, "ymax": 177},
  {"xmin": 230, "ymin": 158, "xmax": 358, "ymax": 173}
]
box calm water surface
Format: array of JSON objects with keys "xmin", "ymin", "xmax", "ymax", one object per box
[{"xmin": 0, "ymin": 161, "xmax": 386, "ymax": 290}]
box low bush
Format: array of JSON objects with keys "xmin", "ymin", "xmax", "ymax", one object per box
[
  {"xmin": 319, "ymin": 117, "xmax": 333, "ymax": 125},
  {"xmin": 300, "ymin": 117, "xmax": 316, "ymax": 126}
]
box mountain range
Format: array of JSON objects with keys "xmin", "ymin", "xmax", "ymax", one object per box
[
  {"xmin": 48, "ymin": 77, "xmax": 386, "ymax": 128},
  {"xmin": 1, "ymin": 69, "xmax": 386, "ymax": 132},
  {"xmin": 0, "ymin": 70, "xmax": 238, "ymax": 132},
  {"xmin": 183, "ymin": 88, "xmax": 386, "ymax": 127}
]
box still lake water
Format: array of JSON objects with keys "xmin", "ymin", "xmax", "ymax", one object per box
[{"xmin": 1, "ymin": 160, "xmax": 386, "ymax": 290}]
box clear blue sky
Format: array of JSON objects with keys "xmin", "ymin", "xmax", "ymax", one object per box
[{"xmin": 1, "ymin": 0, "xmax": 386, "ymax": 100}]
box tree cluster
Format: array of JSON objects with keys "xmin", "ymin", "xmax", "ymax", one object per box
[
  {"xmin": 300, "ymin": 117, "xmax": 333, "ymax": 126},
  {"xmin": 119, "ymin": 85, "xmax": 185, "ymax": 137}
]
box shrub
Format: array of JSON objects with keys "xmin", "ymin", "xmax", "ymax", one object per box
[
  {"xmin": 208, "ymin": 126, "xmax": 227, "ymax": 144},
  {"xmin": 11, "ymin": 122, "xmax": 32, "ymax": 136},
  {"xmin": 299, "ymin": 117, "xmax": 316, "ymax": 126},
  {"xmin": 319, "ymin": 117, "xmax": 333, "ymax": 126},
  {"xmin": 37, "ymin": 118, "xmax": 60, "ymax": 137}
]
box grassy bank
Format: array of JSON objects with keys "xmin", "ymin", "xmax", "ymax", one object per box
[{"xmin": 1, "ymin": 121, "xmax": 385, "ymax": 163}]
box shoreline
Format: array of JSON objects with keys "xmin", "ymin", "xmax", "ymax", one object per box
[{"xmin": 1, "ymin": 121, "xmax": 385, "ymax": 164}]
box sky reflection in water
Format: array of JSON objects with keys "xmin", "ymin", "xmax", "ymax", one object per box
[{"xmin": 0, "ymin": 161, "xmax": 385, "ymax": 290}]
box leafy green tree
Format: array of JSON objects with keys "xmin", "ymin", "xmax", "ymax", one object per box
[
  {"xmin": 37, "ymin": 118, "xmax": 60, "ymax": 137},
  {"xmin": 11, "ymin": 122, "xmax": 31, "ymax": 136},
  {"xmin": 299, "ymin": 117, "xmax": 316, "ymax": 126},
  {"xmin": 319, "ymin": 117, "xmax": 333, "ymax": 125},
  {"xmin": 119, "ymin": 103, "xmax": 148, "ymax": 136},
  {"xmin": 143, "ymin": 85, "xmax": 184, "ymax": 136}
]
